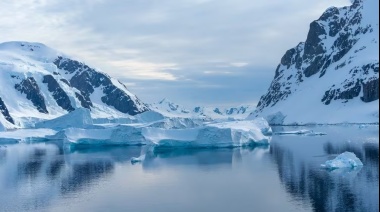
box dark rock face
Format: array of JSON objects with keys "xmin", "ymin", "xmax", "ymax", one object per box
[
  {"xmin": 75, "ymin": 92, "xmax": 93, "ymax": 109},
  {"xmin": 321, "ymin": 62, "xmax": 379, "ymax": 105},
  {"xmin": 101, "ymin": 86, "xmax": 145, "ymax": 115},
  {"xmin": 322, "ymin": 80, "xmax": 362, "ymax": 105},
  {"xmin": 361, "ymin": 78, "xmax": 379, "ymax": 103},
  {"xmin": 15, "ymin": 77, "xmax": 48, "ymax": 114},
  {"xmin": 213, "ymin": 108, "xmax": 222, "ymax": 115},
  {"xmin": 255, "ymin": 0, "xmax": 378, "ymax": 114},
  {"xmin": 54, "ymin": 57, "xmax": 86, "ymax": 74},
  {"xmin": 43, "ymin": 75, "xmax": 74, "ymax": 112},
  {"xmin": 0, "ymin": 97, "xmax": 14, "ymax": 124},
  {"xmin": 54, "ymin": 57, "xmax": 148, "ymax": 115}
]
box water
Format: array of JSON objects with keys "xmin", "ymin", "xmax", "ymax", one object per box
[{"xmin": 0, "ymin": 125, "xmax": 378, "ymax": 212}]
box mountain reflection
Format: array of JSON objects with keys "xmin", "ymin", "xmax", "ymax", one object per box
[
  {"xmin": 141, "ymin": 146, "xmax": 268, "ymax": 170},
  {"xmin": 0, "ymin": 126, "xmax": 377, "ymax": 212},
  {"xmin": 270, "ymin": 126, "xmax": 379, "ymax": 212},
  {"xmin": 0, "ymin": 143, "xmax": 142, "ymax": 210}
]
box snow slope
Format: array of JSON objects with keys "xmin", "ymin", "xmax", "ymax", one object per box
[
  {"xmin": 250, "ymin": 0, "xmax": 379, "ymax": 125},
  {"xmin": 0, "ymin": 41, "xmax": 148, "ymax": 129}
]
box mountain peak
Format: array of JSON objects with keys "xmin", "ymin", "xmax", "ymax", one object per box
[
  {"xmin": 0, "ymin": 41, "xmax": 148, "ymax": 127},
  {"xmin": 252, "ymin": 0, "xmax": 378, "ymax": 125},
  {"xmin": 0, "ymin": 41, "xmax": 62, "ymax": 61}
]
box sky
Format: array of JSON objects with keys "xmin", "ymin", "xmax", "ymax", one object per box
[{"xmin": 0, "ymin": 0, "xmax": 351, "ymax": 107}]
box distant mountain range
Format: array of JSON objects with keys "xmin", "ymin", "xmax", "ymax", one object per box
[
  {"xmin": 250, "ymin": 0, "xmax": 379, "ymax": 124},
  {"xmin": 149, "ymin": 98, "xmax": 255, "ymax": 120}
]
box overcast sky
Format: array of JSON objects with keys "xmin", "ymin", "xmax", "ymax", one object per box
[{"xmin": 0, "ymin": 0, "xmax": 350, "ymax": 107}]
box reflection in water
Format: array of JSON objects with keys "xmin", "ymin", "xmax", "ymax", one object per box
[
  {"xmin": 141, "ymin": 146, "xmax": 269, "ymax": 171},
  {"xmin": 0, "ymin": 144, "xmax": 142, "ymax": 211},
  {"xmin": 0, "ymin": 126, "xmax": 378, "ymax": 212},
  {"xmin": 270, "ymin": 126, "xmax": 379, "ymax": 212}
]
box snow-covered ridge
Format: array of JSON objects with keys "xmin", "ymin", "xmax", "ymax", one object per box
[
  {"xmin": 0, "ymin": 41, "xmax": 148, "ymax": 129},
  {"xmin": 250, "ymin": 0, "xmax": 379, "ymax": 125},
  {"xmin": 149, "ymin": 98, "xmax": 255, "ymax": 120}
]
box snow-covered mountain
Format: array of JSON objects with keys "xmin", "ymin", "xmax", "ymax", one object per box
[
  {"xmin": 0, "ymin": 41, "xmax": 148, "ymax": 128},
  {"xmin": 149, "ymin": 98, "xmax": 255, "ymax": 120},
  {"xmin": 250, "ymin": 0, "xmax": 379, "ymax": 125}
]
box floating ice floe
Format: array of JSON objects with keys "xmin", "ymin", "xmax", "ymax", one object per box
[
  {"xmin": 35, "ymin": 108, "xmax": 94, "ymax": 130},
  {"xmin": 143, "ymin": 119, "xmax": 272, "ymax": 148},
  {"xmin": 275, "ymin": 129, "xmax": 326, "ymax": 136},
  {"xmin": 131, "ymin": 154, "xmax": 146, "ymax": 164},
  {"xmin": 321, "ymin": 152, "xmax": 363, "ymax": 169}
]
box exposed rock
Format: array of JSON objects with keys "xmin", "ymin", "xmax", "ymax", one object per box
[
  {"xmin": 361, "ymin": 78, "xmax": 379, "ymax": 103},
  {"xmin": 14, "ymin": 77, "xmax": 48, "ymax": 114},
  {"xmin": 0, "ymin": 97, "xmax": 14, "ymax": 124},
  {"xmin": 54, "ymin": 57, "xmax": 148, "ymax": 115},
  {"xmin": 43, "ymin": 75, "xmax": 74, "ymax": 112}
]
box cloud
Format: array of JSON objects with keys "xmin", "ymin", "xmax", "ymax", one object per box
[
  {"xmin": 0, "ymin": 0, "xmax": 351, "ymax": 106},
  {"xmin": 230, "ymin": 62, "xmax": 249, "ymax": 67}
]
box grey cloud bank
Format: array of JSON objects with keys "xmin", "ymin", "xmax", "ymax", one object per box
[{"xmin": 0, "ymin": 0, "xmax": 350, "ymax": 106}]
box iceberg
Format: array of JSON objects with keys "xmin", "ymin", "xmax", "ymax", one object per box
[
  {"xmin": 0, "ymin": 128, "xmax": 57, "ymax": 142},
  {"xmin": 35, "ymin": 108, "xmax": 94, "ymax": 130},
  {"xmin": 58, "ymin": 125, "xmax": 147, "ymax": 146},
  {"xmin": 44, "ymin": 117, "xmax": 271, "ymax": 149},
  {"xmin": 321, "ymin": 152, "xmax": 363, "ymax": 169},
  {"xmin": 143, "ymin": 119, "xmax": 272, "ymax": 148},
  {"xmin": 247, "ymin": 117, "xmax": 273, "ymax": 136},
  {"xmin": 147, "ymin": 117, "xmax": 203, "ymax": 129},
  {"xmin": 264, "ymin": 111, "xmax": 286, "ymax": 125}
]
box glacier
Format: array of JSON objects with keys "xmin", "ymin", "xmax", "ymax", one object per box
[{"xmin": 321, "ymin": 152, "xmax": 364, "ymax": 169}]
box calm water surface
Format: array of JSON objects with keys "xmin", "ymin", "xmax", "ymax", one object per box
[{"xmin": 0, "ymin": 126, "xmax": 378, "ymax": 212}]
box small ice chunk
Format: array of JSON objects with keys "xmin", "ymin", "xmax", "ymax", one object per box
[
  {"xmin": 275, "ymin": 129, "xmax": 312, "ymax": 135},
  {"xmin": 275, "ymin": 129, "xmax": 326, "ymax": 136},
  {"xmin": 358, "ymin": 124, "xmax": 368, "ymax": 129},
  {"xmin": 305, "ymin": 131, "xmax": 327, "ymax": 136},
  {"xmin": 131, "ymin": 154, "xmax": 146, "ymax": 164},
  {"xmin": 321, "ymin": 152, "xmax": 363, "ymax": 169}
]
